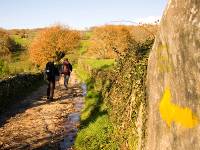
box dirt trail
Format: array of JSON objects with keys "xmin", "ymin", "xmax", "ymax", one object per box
[{"xmin": 0, "ymin": 73, "xmax": 84, "ymax": 150}]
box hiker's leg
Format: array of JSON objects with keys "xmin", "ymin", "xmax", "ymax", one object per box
[
  {"xmin": 52, "ymin": 80, "xmax": 55, "ymax": 98},
  {"xmin": 49, "ymin": 80, "xmax": 55, "ymax": 99},
  {"xmin": 64, "ymin": 75, "xmax": 67, "ymax": 87},
  {"xmin": 65, "ymin": 75, "xmax": 70, "ymax": 86},
  {"xmin": 64, "ymin": 75, "xmax": 69, "ymax": 88},
  {"xmin": 47, "ymin": 81, "xmax": 50, "ymax": 99},
  {"xmin": 56, "ymin": 75, "xmax": 61, "ymax": 87}
]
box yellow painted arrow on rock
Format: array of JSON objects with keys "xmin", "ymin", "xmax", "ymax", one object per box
[{"xmin": 159, "ymin": 87, "xmax": 199, "ymax": 128}]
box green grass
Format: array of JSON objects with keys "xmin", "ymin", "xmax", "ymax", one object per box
[
  {"xmin": 75, "ymin": 40, "xmax": 116, "ymax": 149},
  {"xmin": 0, "ymin": 59, "xmax": 9, "ymax": 78},
  {"xmin": 11, "ymin": 35, "xmax": 31, "ymax": 47},
  {"xmin": 74, "ymin": 58, "xmax": 118, "ymax": 149},
  {"xmin": 79, "ymin": 40, "xmax": 90, "ymax": 55},
  {"xmin": 75, "ymin": 58, "xmax": 115, "ymax": 81},
  {"xmin": 75, "ymin": 65, "xmax": 90, "ymax": 81},
  {"xmin": 75, "ymin": 114, "xmax": 118, "ymax": 150},
  {"xmin": 0, "ymin": 35, "xmax": 38, "ymax": 78},
  {"xmin": 84, "ymin": 31, "xmax": 92, "ymax": 39},
  {"xmin": 0, "ymin": 52, "xmax": 37, "ymax": 78},
  {"xmin": 79, "ymin": 30, "xmax": 93, "ymax": 55},
  {"xmin": 85, "ymin": 58, "xmax": 115, "ymax": 69},
  {"xmin": 9, "ymin": 52, "xmax": 37, "ymax": 74},
  {"xmin": 75, "ymin": 81, "xmax": 118, "ymax": 150}
]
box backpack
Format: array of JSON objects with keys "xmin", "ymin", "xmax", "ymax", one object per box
[
  {"xmin": 45, "ymin": 62, "xmax": 55, "ymax": 81},
  {"xmin": 62, "ymin": 63, "xmax": 70, "ymax": 75}
]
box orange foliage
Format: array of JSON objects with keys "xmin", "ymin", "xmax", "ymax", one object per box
[
  {"xmin": 88, "ymin": 25, "xmax": 137, "ymax": 59},
  {"xmin": 87, "ymin": 24, "xmax": 158, "ymax": 59},
  {"xmin": 0, "ymin": 29, "xmax": 13, "ymax": 59},
  {"xmin": 29, "ymin": 26, "xmax": 80, "ymax": 68},
  {"xmin": 128, "ymin": 24, "xmax": 158, "ymax": 42}
]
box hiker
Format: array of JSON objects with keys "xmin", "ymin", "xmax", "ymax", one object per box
[
  {"xmin": 61, "ymin": 58, "xmax": 72, "ymax": 89},
  {"xmin": 45, "ymin": 58, "xmax": 59, "ymax": 100}
]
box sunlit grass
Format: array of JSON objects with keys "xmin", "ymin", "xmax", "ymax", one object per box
[
  {"xmin": 75, "ymin": 58, "xmax": 115, "ymax": 81},
  {"xmin": 85, "ymin": 58, "xmax": 115, "ymax": 69},
  {"xmin": 8, "ymin": 47, "xmax": 39, "ymax": 75},
  {"xmin": 0, "ymin": 35, "xmax": 38, "ymax": 78},
  {"xmin": 75, "ymin": 80, "xmax": 118, "ymax": 150},
  {"xmin": 79, "ymin": 40, "xmax": 90, "ymax": 55},
  {"xmin": 74, "ymin": 57, "xmax": 118, "ymax": 149},
  {"xmin": 11, "ymin": 35, "xmax": 31, "ymax": 47}
]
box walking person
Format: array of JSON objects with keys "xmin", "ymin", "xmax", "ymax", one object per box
[
  {"xmin": 61, "ymin": 58, "xmax": 72, "ymax": 89},
  {"xmin": 45, "ymin": 58, "xmax": 59, "ymax": 100}
]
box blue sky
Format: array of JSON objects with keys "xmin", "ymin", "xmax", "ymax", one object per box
[{"xmin": 0, "ymin": 0, "xmax": 167, "ymax": 29}]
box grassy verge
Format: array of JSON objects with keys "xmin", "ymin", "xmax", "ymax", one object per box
[
  {"xmin": 79, "ymin": 40, "xmax": 90, "ymax": 55},
  {"xmin": 74, "ymin": 58, "xmax": 118, "ymax": 150},
  {"xmin": 85, "ymin": 58, "xmax": 115, "ymax": 69},
  {"xmin": 75, "ymin": 58, "xmax": 115, "ymax": 81},
  {"xmin": 75, "ymin": 82, "xmax": 117, "ymax": 150}
]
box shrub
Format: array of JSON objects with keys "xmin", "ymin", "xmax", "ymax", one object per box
[
  {"xmin": 128, "ymin": 24, "xmax": 158, "ymax": 42},
  {"xmin": 88, "ymin": 25, "xmax": 137, "ymax": 59}
]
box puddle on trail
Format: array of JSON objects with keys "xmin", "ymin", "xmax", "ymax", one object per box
[
  {"xmin": 81, "ymin": 83, "xmax": 87, "ymax": 97},
  {"xmin": 59, "ymin": 83, "xmax": 86, "ymax": 150}
]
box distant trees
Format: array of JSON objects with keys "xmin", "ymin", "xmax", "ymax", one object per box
[
  {"xmin": 87, "ymin": 24, "xmax": 157, "ymax": 59},
  {"xmin": 29, "ymin": 26, "xmax": 81, "ymax": 68},
  {"xmin": 88, "ymin": 25, "xmax": 137, "ymax": 59},
  {"xmin": 8, "ymin": 29, "xmax": 31, "ymax": 38},
  {"xmin": 128, "ymin": 24, "xmax": 158, "ymax": 42}
]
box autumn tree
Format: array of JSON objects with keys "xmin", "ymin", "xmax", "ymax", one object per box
[
  {"xmin": 29, "ymin": 26, "xmax": 81, "ymax": 68},
  {"xmin": 88, "ymin": 25, "xmax": 137, "ymax": 59},
  {"xmin": 0, "ymin": 29, "xmax": 15, "ymax": 59},
  {"xmin": 127, "ymin": 24, "xmax": 158, "ymax": 42}
]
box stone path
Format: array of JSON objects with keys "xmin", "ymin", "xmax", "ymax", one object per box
[{"xmin": 0, "ymin": 73, "xmax": 84, "ymax": 150}]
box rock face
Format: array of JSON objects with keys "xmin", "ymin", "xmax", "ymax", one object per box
[{"xmin": 146, "ymin": 0, "xmax": 200, "ymax": 149}]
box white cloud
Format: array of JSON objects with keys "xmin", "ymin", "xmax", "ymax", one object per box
[{"xmin": 136, "ymin": 16, "xmax": 161, "ymax": 24}]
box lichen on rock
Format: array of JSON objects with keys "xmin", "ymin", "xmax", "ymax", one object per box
[{"xmin": 146, "ymin": 0, "xmax": 200, "ymax": 149}]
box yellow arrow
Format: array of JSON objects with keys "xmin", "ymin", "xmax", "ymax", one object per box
[{"xmin": 159, "ymin": 87, "xmax": 199, "ymax": 128}]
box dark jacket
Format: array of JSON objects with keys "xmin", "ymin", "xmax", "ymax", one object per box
[{"xmin": 45, "ymin": 61, "xmax": 59, "ymax": 81}]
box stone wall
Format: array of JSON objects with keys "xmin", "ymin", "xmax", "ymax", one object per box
[{"xmin": 0, "ymin": 73, "xmax": 43, "ymax": 112}]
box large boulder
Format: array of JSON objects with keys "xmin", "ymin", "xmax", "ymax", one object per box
[{"xmin": 146, "ymin": 0, "xmax": 200, "ymax": 149}]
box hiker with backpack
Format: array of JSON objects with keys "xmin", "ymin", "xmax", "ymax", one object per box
[
  {"xmin": 45, "ymin": 58, "xmax": 59, "ymax": 100},
  {"xmin": 61, "ymin": 58, "xmax": 72, "ymax": 89}
]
